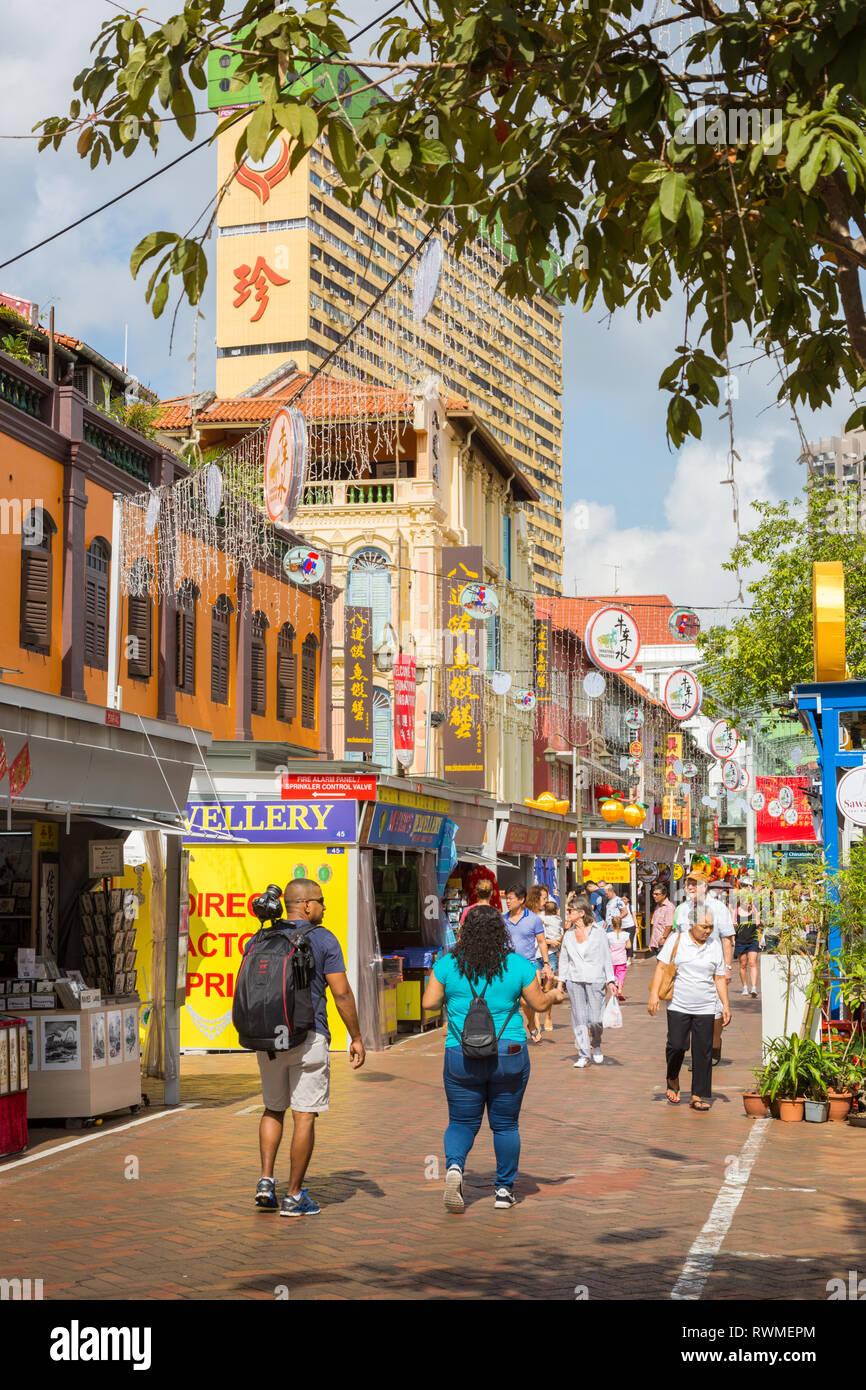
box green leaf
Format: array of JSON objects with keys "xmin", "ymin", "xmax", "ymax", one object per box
[
  {"xmin": 299, "ymin": 105, "xmax": 319, "ymax": 147},
  {"xmin": 327, "ymin": 116, "xmax": 358, "ymax": 183},
  {"xmin": 257, "ymin": 12, "xmax": 289, "ymax": 38},
  {"xmin": 642, "ymin": 197, "xmax": 663, "ymax": 244},
  {"xmin": 627, "ymin": 161, "xmax": 665, "ymax": 184},
  {"xmin": 130, "ymin": 231, "xmax": 177, "ymax": 279},
  {"xmin": 684, "ymin": 191, "xmax": 704, "ymax": 249},
  {"xmin": 151, "ymin": 277, "xmax": 169, "ymax": 318},
  {"xmin": 389, "ymin": 140, "xmax": 412, "ymax": 174},
  {"xmin": 800, "ymin": 134, "xmax": 828, "ymax": 192},
  {"xmin": 246, "ymin": 103, "xmax": 274, "ymax": 162},
  {"xmin": 275, "ymin": 104, "xmax": 303, "ymax": 139},
  {"xmin": 659, "ymin": 171, "xmax": 686, "ymax": 223},
  {"xmin": 170, "ymin": 84, "xmax": 196, "ymax": 141}
]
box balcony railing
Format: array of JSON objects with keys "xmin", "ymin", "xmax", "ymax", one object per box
[
  {"xmin": 83, "ymin": 415, "xmax": 155, "ymax": 485},
  {"xmin": 302, "ymin": 484, "xmax": 334, "ymax": 506},
  {"xmin": 346, "ymin": 482, "xmax": 394, "ymax": 505},
  {"xmin": 0, "ymin": 361, "xmax": 47, "ymax": 421}
]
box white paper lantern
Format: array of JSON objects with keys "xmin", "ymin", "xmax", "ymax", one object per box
[
  {"xmin": 413, "ymin": 236, "xmax": 443, "ymax": 324},
  {"xmin": 584, "ymin": 671, "xmax": 606, "ymax": 698},
  {"xmin": 204, "ymin": 463, "xmax": 223, "ymax": 518},
  {"xmin": 490, "ymin": 670, "xmax": 512, "ymax": 696},
  {"xmin": 145, "ymin": 491, "xmax": 160, "ymax": 536}
]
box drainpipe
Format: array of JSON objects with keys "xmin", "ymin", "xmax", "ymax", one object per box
[{"xmin": 456, "ymin": 423, "xmax": 476, "ymax": 545}]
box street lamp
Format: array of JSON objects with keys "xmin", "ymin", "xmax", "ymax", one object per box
[{"xmin": 542, "ymin": 737, "xmax": 589, "ymax": 891}]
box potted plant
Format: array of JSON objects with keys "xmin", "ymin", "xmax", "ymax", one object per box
[
  {"xmin": 762, "ymin": 1034, "xmax": 826, "ymax": 1123},
  {"xmin": 822, "ymin": 1040, "xmax": 863, "ymax": 1122},
  {"xmin": 742, "ymin": 1063, "xmax": 771, "ymax": 1118},
  {"xmin": 803, "ymin": 1065, "xmax": 829, "ymax": 1124}
]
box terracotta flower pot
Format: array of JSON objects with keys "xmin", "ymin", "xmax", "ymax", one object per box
[
  {"xmin": 777, "ymin": 1098, "xmax": 805, "ymax": 1123},
  {"xmin": 742, "ymin": 1091, "xmax": 769, "ymax": 1118},
  {"xmin": 827, "ymin": 1091, "xmax": 854, "ymax": 1123}
]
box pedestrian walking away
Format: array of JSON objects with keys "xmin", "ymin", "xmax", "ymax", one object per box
[
  {"xmin": 734, "ymin": 892, "xmax": 762, "ymax": 996},
  {"xmin": 250, "ymin": 879, "xmax": 365, "ymax": 1217},
  {"xmin": 649, "ymin": 883, "xmax": 674, "ymax": 953},
  {"xmin": 673, "ymin": 872, "xmax": 735, "ymax": 1065},
  {"xmin": 606, "ymin": 914, "xmax": 632, "ymax": 999},
  {"xmin": 558, "ymin": 903, "xmax": 618, "ymax": 1067},
  {"xmin": 603, "ymin": 882, "xmax": 636, "ymax": 932},
  {"xmin": 502, "ymin": 883, "xmax": 551, "ymax": 1044},
  {"xmin": 422, "ymin": 905, "xmax": 566, "ymax": 1212},
  {"xmin": 539, "ymin": 899, "xmax": 564, "ymax": 1031},
  {"xmin": 647, "ymin": 905, "xmax": 731, "ymax": 1110},
  {"xmin": 459, "ymin": 876, "xmax": 496, "ymax": 926}
]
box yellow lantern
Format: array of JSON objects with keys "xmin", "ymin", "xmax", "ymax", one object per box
[
  {"xmin": 600, "ymin": 798, "xmax": 623, "ymax": 823},
  {"xmin": 623, "ymin": 802, "xmax": 646, "ymax": 828}
]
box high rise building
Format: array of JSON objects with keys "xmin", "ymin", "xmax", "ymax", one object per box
[{"xmin": 209, "ymin": 58, "xmax": 565, "ymax": 593}]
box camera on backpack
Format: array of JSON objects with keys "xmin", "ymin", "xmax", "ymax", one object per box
[{"xmin": 251, "ymin": 883, "xmax": 284, "ymax": 924}]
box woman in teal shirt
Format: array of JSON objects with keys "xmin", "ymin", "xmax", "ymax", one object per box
[{"xmin": 422, "ymin": 905, "xmax": 565, "ymax": 1213}]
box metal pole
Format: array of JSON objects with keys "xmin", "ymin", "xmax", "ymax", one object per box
[
  {"xmin": 163, "ymin": 834, "xmax": 181, "ymax": 1106},
  {"xmin": 107, "ymin": 493, "xmax": 122, "ymax": 710},
  {"xmin": 424, "ymin": 662, "xmax": 433, "ymax": 775},
  {"xmin": 574, "ymin": 744, "xmax": 584, "ymax": 891}
]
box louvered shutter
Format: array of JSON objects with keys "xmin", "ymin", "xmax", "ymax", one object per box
[
  {"xmin": 251, "ymin": 634, "xmax": 266, "ymax": 716},
  {"xmin": 84, "ymin": 574, "xmax": 98, "ymax": 668},
  {"xmin": 301, "ymin": 637, "xmax": 317, "ymax": 730},
  {"xmin": 20, "ymin": 548, "xmax": 52, "ymax": 651},
  {"xmin": 372, "ymin": 688, "xmax": 392, "ymax": 770},
  {"xmin": 176, "ymin": 604, "xmax": 196, "ymax": 693},
  {"xmin": 276, "ymin": 629, "xmax": 297, "ymax": 723},
  {"xmin": 127, "ymin": 596, "xmax": 152, "ymax": 678},
  {"xmin": 211, "ymin": 605, "xmax": 230, "ymax": 704},
  {"xmin": 347, "ymin": 552, "xmax": 390, "ymax": 648}
]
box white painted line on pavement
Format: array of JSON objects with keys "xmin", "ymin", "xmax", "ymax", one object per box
[
  {"xmin": 235, "ymin": 1103, "xmax": 264, "ymax": 1114},
  {"xmin": 754, "ymin": 1186, "xmax": 816, "ymax": 1192},
  {"xmin": 0, "ymin": 1103, "xmax": 200, "ymax": 1175},
  {"xmin": 725, "ymin": 1251, "xmax": 812, "ymax": 1262},
  {"xmin": 670, "ymin": 1117, "xmax": 771, "ymax": 1301}
]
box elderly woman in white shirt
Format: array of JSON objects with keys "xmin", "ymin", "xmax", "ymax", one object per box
[{"xmin": 558, "ymin": 904, "xmax": 618, "ymax": 1068}]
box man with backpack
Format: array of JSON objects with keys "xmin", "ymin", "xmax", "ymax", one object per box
[{"xmin": 237, "ymin": 878, "xmax": 365, "ymax": 1218}]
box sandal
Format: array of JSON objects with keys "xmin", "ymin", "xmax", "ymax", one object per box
[
  {"xmin": 665, "ymin": 1080, "xmax": 681, "ymax": 1105},
  {"xmin": 529, "ymin": 1027, "xmax": 542, "ymax": 1043},
  {"xmin": 690, "ymin": 1099, "xmax": 711, "ymax": 1111}
]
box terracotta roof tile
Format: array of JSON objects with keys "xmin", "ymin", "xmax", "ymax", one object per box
[
  {"xmin": 156, "ymin": 376, "xmax": 471, "ymax": 430},
  {"xmin": 536, "ymin": 594, "xmax": 679, "ymax": 647}
]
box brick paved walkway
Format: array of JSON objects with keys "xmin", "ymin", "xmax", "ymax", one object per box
[{"xmin": 1, "ymin": 960, "xmax": 864, "ymax": 1300}]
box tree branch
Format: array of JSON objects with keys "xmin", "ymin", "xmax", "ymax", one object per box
[{"xmin": 820, "ymin": 176, "xmax": 866, "ymax": 368}]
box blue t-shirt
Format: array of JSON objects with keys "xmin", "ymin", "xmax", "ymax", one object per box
[
  {"xmin": 502, "ymin": 908, "xmax": 545, "ymax": 962},
  {"xmin": 434, "ymin": 951, "xmax": 536, "ymax": 1048},
  {"xmin": 244, "ymin": 922, "xmax": 345, "ymax": 1044}
]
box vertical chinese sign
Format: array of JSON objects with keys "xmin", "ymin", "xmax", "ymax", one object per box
[
  {"xmin": 662, "ymin": 732, "xmax": 690, "ymax": 838},
  {"xmin": 344, "ymin": 607, "xmax": 373, "ymax": 754},
  {"xmin": 534, "ymin": 617, "xmax": 551, "ymax": 702},
  {"xmin": 393, "ymin": 655, "xmax": 417, "ymax": 768},
  {"xmin": 441, "ymin": 546, "xmax": 485, "ymax": 788}
]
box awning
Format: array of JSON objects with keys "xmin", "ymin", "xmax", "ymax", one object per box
[
  {"xmin": 457, "ymin": 850, "xmax": 522, "ymax": 871},
  {"xmin": 81, "ymin": 815, "xmax": 187, "ymax": 837},
  {"xmin": 639, "ymin": 833, "xmax": 683, "ymax": 865}
]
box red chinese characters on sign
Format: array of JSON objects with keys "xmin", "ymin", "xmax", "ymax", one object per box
[
  {"xmin": 394, "ymin": 656, "xmax": 417, "ymax": 763},
  {"xmin": 233, "ymin": 257, "xmax": 289, "ymax": 323},
  {"xmin": 9, "ymin": 742, "xmax": 31, "ymax": 799},
  {"xmin": 755, "ymin": 776, "xmax": 816, "ymax": 844}
]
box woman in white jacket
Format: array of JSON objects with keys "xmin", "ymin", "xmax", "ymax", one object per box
[{"xmin": 558, "ymin": 904, "xmax": 618, "ymax": 1067}]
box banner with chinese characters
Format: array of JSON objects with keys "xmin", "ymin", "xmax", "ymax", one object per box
[
  {"xmin": 393, "ymin": 655, "xmax": 417, "ymax": 767},
  {"xmin": 441, "ymin": 546, "xmax": 485, "ymax": 788},
  {"xmin": 661, "ymin": 732, "xmax": 690, "ymax": 839},
  {"xmin": 755, "ymin": 776, "xmax": 816, "ymax": 844},
  {"xmin": 534, "ymin": 617, "xmax": 552, "ymax": 704},
  {"xmin": 344, "ymin": 606, "xmax": 374, "ymax": 753}
]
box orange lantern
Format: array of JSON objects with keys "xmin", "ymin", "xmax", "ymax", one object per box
[
  {"xmin": 623, "ymin": 802, "xmax": 646, "ymax": 828},
  {"xmin": 600, "ymin": 798, "xmax": 623, "ymax": 823}
]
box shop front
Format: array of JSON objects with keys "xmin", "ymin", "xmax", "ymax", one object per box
[{"xmin": 494, "ymin": 804, "xmax": 577, "ymax": 905}]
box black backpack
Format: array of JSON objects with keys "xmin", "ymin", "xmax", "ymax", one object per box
[
  {"xmin": 453, "ymin": 974, "xmax": 521, "ymax": 1059},
  {"xmin": 232, "ymin": 921, "xmax": 317, "ymax": 1055}
]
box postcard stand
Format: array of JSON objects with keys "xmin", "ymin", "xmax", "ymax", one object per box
[{"xmin": 16, "ymin": 1003, "xmax": 142, "ymax": 1123}]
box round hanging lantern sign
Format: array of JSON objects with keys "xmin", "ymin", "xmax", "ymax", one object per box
[
  {"xmin": 145, "ymin": 491, "xmax": 160, "ymax": 536},
  {"xmin": 737, "ymin": 766, "xmax": 750, "ymax": 792},
  {"xmin": 629, "ymin": 741, "xmax": 643, "ymax": 758},
  {"xmin": 584, "ymin": 606, "xmax": 641, "ymax": 673},
  {"xmin": 490, "ymin": 670, "xmax": 512, "ymax": 696},
  {"xmin": 625, "ymin": 706, "xmax": 644, "ymax": 728},
  {"xmin": 789, "ymin": 744, "xmax": 803, "ymax": 766},
  {"xmin": 778, "ymin": 784, "xmax": 795, "ymax": 811},
  {"xmin": 722, "ymin": 760, "xmax": 740, "ymax": 791},
  {"xmin": 669, "ymin": 607, "xmax": 701, "ymax": 642},
  {"xmin": 750, "ymin": 791, "xmax": 765, "ymax": 812},
  {"xmin": 837, "ymin": 766, "xmax": 866, "ymax": 827},
  {"xmin": 663, "ymin": 669, "xmax": 702, "ymax": 720},
  {"xmin": 681, "ymin": 760, "xmax": 698, "ymax": 780},
  {"xmin": 203, "ymin": 463, "xmax": 223, "ymax": 518},
  {"xmin": 412, "ymin": 235, "xmax": 443, "ymax": 325},
  {"xmin": 672, "ymin": 758, "xmax": 684, "ymax": 776},
  {"xmin": 283, "ymin": 546, "xmax": 325, "ymax": 585},
  {"xmin": 583, "ymin": 671, "xmax": 606, "ymax": 698},
  {"xmin": 513, "ymin": 689, "xmax": 536, "ymax": 711},
  {"xmin": 783, "ymin": 806, "xmax": 799, "ymax": 825},
  {"xmin": 460, "ymin": 582, "xmax": 499, "ymax": 617},
  {"xmin": 701, "ymin": 795, "xmax": 716, "ymax": 807},
  {"xmin": 709, "ymin": 719, "xmax": 739, "ymax": 760},
  {"xmin": 264, "ymin": 408, "xmax": 295, "ymax": 521},
  {"xmin": 767, "ymin": 798, "xmax": 782, "ymax": 818}
]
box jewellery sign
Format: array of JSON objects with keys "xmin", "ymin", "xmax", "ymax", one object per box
[
  {"xmin": 344, "ymin": 606, "xmax": 374, "ymax": 754},
  {"xmin": 393, "ymin": 655, "xmax": 417, "ymax": 768},
  {"xmin": 755, "ymin": 777, "xmax": 816, "ymax": 844},
  {"xmin": 441, "ymin": 545, "xmax": 485, "ymax": 788},
  {"xmin": 584, "ymin": 606, "xmax": 640, "ymax": 673},
  {"xmin": 534, "ymin": 616, "xmax": 552, "ymax": 704}
]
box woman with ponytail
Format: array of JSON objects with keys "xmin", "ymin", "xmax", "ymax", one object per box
[{"xmin": 422, "ymin": 905, "xmax": 565, "ymax": 1213}]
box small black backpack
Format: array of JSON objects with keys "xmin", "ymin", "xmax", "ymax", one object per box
[
  {"xmin": 455, "ymin": 974, "xmax": 521, "ymax": 1058},
  {"xmin": 232, "ymin": 921, "xmax": 317, "ymax": 1055}
]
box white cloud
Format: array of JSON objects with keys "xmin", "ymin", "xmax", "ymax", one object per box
[{"xmin": 562, "ymin": 430, "xmax": 788, "ymax": 612}]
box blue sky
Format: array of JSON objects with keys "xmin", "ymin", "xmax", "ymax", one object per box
[{"xmin": 1, "ymin": 2, "xmax": 851, "ymax": 609}]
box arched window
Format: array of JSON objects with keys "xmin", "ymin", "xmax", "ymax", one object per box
[
  {"xmin": 127, "ymin": 557, "xmax": 153, "ymax": 679},
  {"xmin": 84, "ymin": 538, "xmax": 110, "ymax": 670},
  {"xmin": 176, "ymin": 579, "xmax": 199, "ymax": 694},
  {"xmin": 301, "ymin": 634, "xmax": 319, "ymax": 730},
  {"xmin": 210, "ymin": 594, "xmax": 233, "ymax": 704},
  {"xmin": 346, "ymin": 548, "xmax": 391, "ymax": 649},
  {"xmin": 19, "ymin": 508, "xmax": 57, "ymax": 653},
  {"xmin": 372, "ymin": 686, "xmax": 393, "ymax": 771},
  {"xmin": 251, "ymin": 611, "xmax": 269, "ymax": 717},
  {"xmin": 276, "ymin": 623, "xmax": 297, "ymax": 723}
]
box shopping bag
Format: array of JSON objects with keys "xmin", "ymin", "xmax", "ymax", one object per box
[{"xmin": 602, "ymin": 995, "xmax": 623, "ymax": 1029}]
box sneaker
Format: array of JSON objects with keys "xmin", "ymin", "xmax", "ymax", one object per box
[
  {"xmin": 444, "ymin": 1164, "xmax": 464, "ymax": 1214},
  {"xmin": 750, "ymin": 989, "xmax": 758, "ymax": 997},
  {"xmin": 279, "ymin": 1188, "xmax": 321, "ymax": 1218},
  {"xmin": 592, "ymin": 1050, "xmax": 604, "ymax": 1065},
  {"xmin": 741, "ymin": 987, "xmax": 750, "ymax": 996},
  {"xmin": 574, "ymin": 1057, "xmax": 589, "ymax": 1068},
  {"xmin": 494, "ymin": 1187, "xmax": 516, "ymax": 1209},
  {"xmin": 255, "ymin": 1177, "xmax": 278, "ymax": 1211}
]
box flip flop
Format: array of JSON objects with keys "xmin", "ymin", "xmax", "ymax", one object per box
[
  {"xmin": 665, "ymin": 1083, "xmax": 681, "ymax": 1105},
  {"xmin": 529, "ymin": 1027, "xmax": 542, "ymax": 1043},
  {"xmin": 690, "ymin": 1099, "xmax": 711, "ymax": 1111}
]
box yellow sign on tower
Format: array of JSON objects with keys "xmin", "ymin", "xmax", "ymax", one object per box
[{"xmin": 812, "ymin": 561, "xmax": 847, "ymax": 682}]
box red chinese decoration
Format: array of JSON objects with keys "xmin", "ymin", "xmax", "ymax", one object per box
[
  {"xmin": 9, "ymin": 742, "xmax": 31, "ymax": 799},
  {"xmin": 755, "ymin": 776, "xmax": 816, "ymax": 844},
  {"xmin": 233, "ymin": 256, "xmax": 290, "ymax": 323},
  {"xmin": 0, "ymin": 737, "xmax": 6, "ymax": 781}
]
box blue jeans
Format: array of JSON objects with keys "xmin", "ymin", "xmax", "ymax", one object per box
[{"xmin": 442, "ymin": 1042, "xmax": 531, "ymax": 1188}]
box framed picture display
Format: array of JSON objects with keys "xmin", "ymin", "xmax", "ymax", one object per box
[
  {"xmin": 123, "ymin": 950, "xmax": 137, "ymax": 971},
  {"xmin": 90, "ymin": 1012, "xmax": 106, "ymax": 1068},
  {"xmin": 13, "ymin": 881, "xmax": 30, "ymax": 897},
  {"xmin": 91, "ymin": 891, "xmax": 107, "ymax": 914},
  {"xmin": 123, "ymin": 929, "xmax": 137, "ymax": 951},
  {"xmin": 123, "ymin": 1009, "xmax": 138, "ymax": 1063},
  {"xmin": 0, "ymin": 897, "xmax": 15, "ymax": 915},
  {"xmin": 109, "ymin": 890, "xmax": 123, "ymax": 913},
  {"xmin": 94, "ymin": 913, "xmax": 108, "ymax": 934},
  {"xmin": 112, "ymin": 930, "xmax": 126, "ymax": 954},
  {"xmin": 18, "ymin": 1024, "xmax": 28, "ymax": 1090},
  {"xmin": 107, "ymin": 1010, "xmax": 122, "ymax": 1065},
  {"xmin": 124, "ymin": 971, "xmax": 137, "ymax": 995},
  {"xmin": 8, "ymin": 1026, "xmax": 19, "ymax": 1091},
  {"xmin": 25, "ymin": 1017, "xmax": 37, "ymax": 1071},
  {"xmin": 79, "ymin": 891, "xmax": 94, "ymax": 915},
  {"xmin": 114, "ymin": 969, "xmax": 126, "ymax": 995},
  {"xmin": 0, "ymin": 1030, "xmax": 9, "ymax": 1094},
  {"xmin": 67, "ymin": 970, "xmax": 86, "ymax": 987},
  {"xmin": 41, "ymin": 1015, "xmax": 82, "ymax": 1071},
  {"xmin": 111, "ymin": 910, "xmax": 125, "ymax": 933}
]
